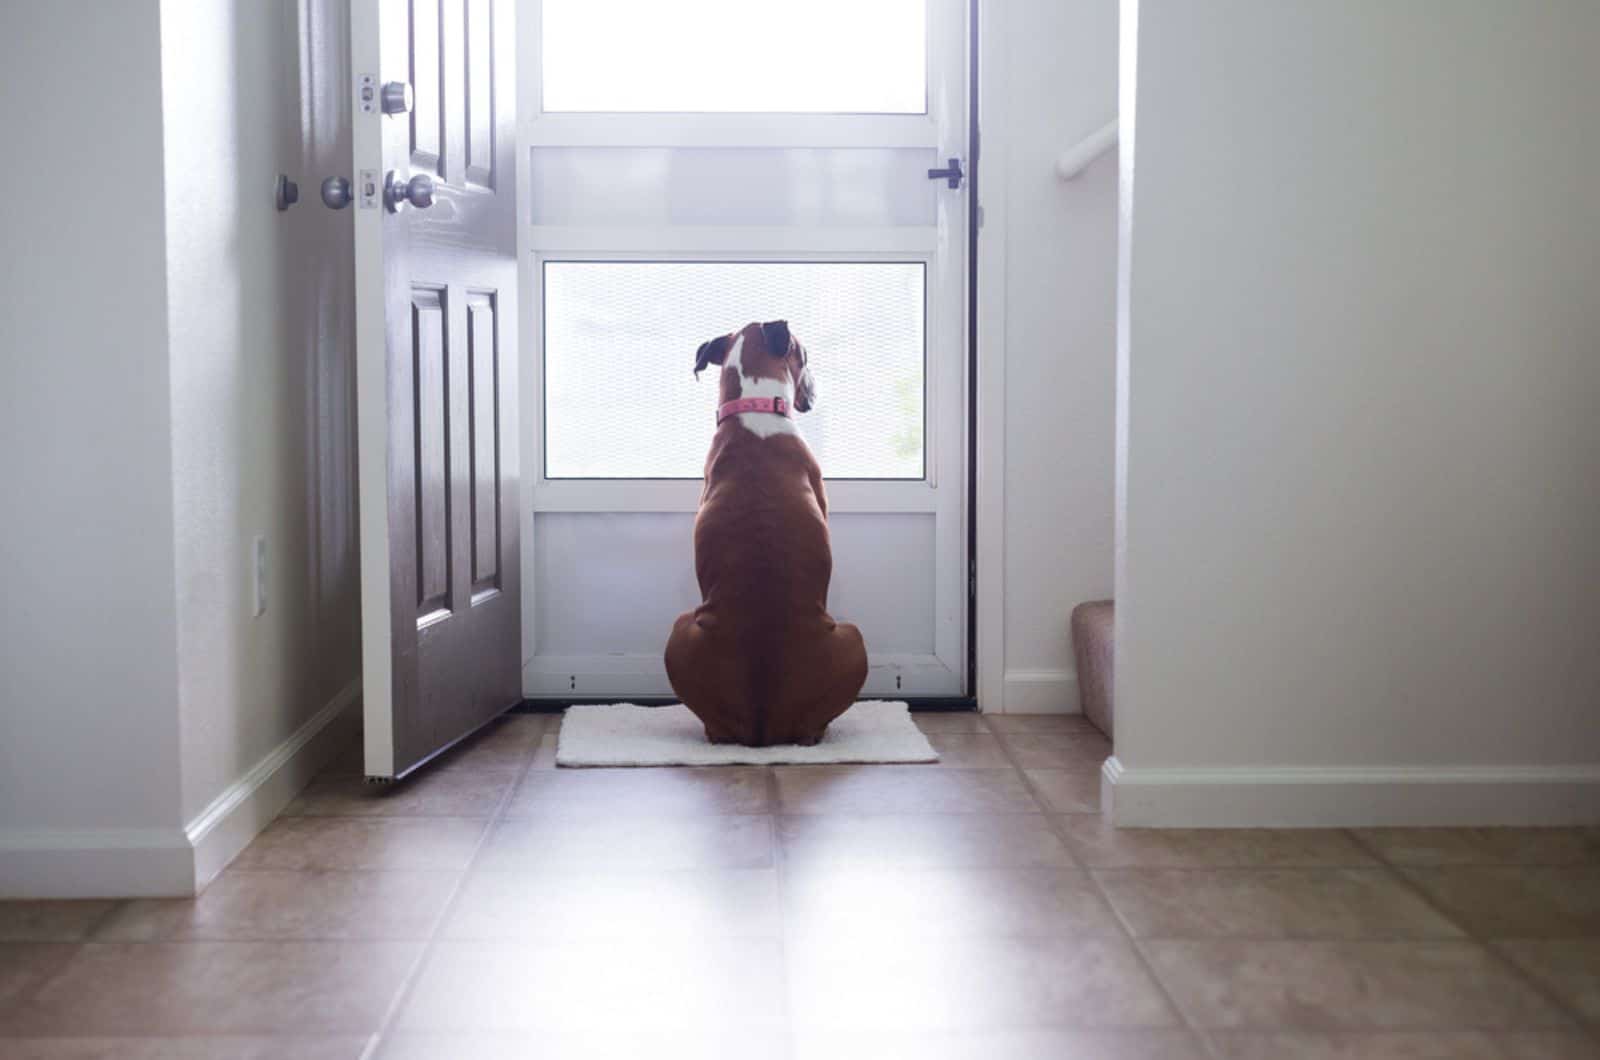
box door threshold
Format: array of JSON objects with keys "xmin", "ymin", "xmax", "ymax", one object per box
[{"xmin": 513, "ymin": 695, "xmax": 977, "ymax": 713}]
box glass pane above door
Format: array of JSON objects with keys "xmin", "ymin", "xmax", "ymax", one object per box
[
  {"xmin": 540, "ymin": 0, "xmax": 928, "ymax": 114},
  {"xmin": 543, "ymin": 261, "xmax": 925, "ymax": 480}
]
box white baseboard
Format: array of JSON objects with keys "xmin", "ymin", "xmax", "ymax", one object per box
[
  {"xmin": 187, "ymin": 678, "xmax": 362, "ymax": 890},
  {"xmin": 0, "ymin": 828, "xmax": 195, "ymax": 899},
  {"xmin": 998, "ymin": 669, "xmax": 1080, "ymax": 714},
  {"xmin": 0, "ymin": 679, "xmax": 361, "ymax": 899},
  {"xmin": 1102, "ymin": 756, "xmax": 1600, "ymax": 828}
]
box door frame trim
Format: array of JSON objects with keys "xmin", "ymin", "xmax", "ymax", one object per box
[
  {"xmin": 972, "ymin": 0, "xmax": 1007, "ymax": 714},
  {"xmin": 351, "ymin": 0, "xmax": 395, "ymax": 775},
  {"xmin": 964, "ymin": 0, "xmax": 981, "ymax": 704}
]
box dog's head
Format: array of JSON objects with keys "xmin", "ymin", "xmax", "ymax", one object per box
[{"xmin": 694, "ymin": 320, "xmax": 815, "ymax": 413}]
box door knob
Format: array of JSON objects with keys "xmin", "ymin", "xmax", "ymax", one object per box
[
  {"xmin": 381, "ymin": 81, "xmax": 414, "ymax": 115},
  {"xmin": 384, "ymin": 171, "xmax": 435, "ymax": 212},
  {"xmin": 320, "ymin": 176, "xmax": 352, "ymax": 210}
]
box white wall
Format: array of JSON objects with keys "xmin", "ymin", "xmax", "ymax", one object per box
[
  {"xmin": 981, "ymin": 0, "xmax": 1119, "ymax": 712},
  {"xmin": 0, "ymin": 2, "xmax": 361, "ymax": 896},
  {"xmin": 1111, "ymin": 0, "xmax": 1600, "ymax": 824},
  {"xmin": 160, "ymin": 0, "xmax": 362, "ymax": 879},
  {"xmin": 0, "ymin": 1, "xmax": 188, "ymax": 886},
  {"xmin": 159, "ymin": 0, "xmax": 361, "ymax": 825}
]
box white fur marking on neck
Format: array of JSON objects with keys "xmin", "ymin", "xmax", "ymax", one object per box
[{"xmin": 722, "ymin": 333, "xmax": 799, "ymax": 440}]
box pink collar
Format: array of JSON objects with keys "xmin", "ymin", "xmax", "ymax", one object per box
[{"xmin": 717, "ymin": 395, "xmax": 790, "ymax": 424}]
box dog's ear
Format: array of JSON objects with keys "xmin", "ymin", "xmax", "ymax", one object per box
[
  {"xmin": 791, "ymin": 338, "xmax": 815, "ymax": 413},
  {"xmin": 761, "ymin": 320, "xmax": 790, "ymax": 358},
  {"xmin": 693, "ymin": 335, "xmax": 731, "ymax": 379}
]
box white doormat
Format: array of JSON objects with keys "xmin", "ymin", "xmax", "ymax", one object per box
[{"xmin": 555, "ymin": 700, "xmax": 939, "ymax": 767}]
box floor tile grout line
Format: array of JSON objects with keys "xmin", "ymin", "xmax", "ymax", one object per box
[
  {"xmin": 76, "ymin": 899, "xmax": 134, "ymax": 944},
  {"xmin": 0, "ymin": 942, "xmax": 88, "ymax": 1021},
  {"xmin": 1341, "ymin": 827, "xmax": 1600, "ymax": 1040},
  {"xmin": 1083, "ymin": 864, "xmax": 1403, "ymax": 875},
  {"xmin": 204, "ymin": 866, "xmax": 478, "ymax": 877},
  {"xmin": 978, "ymin": 717, "xmax": 1086, "ymax": 859},
  {"xmin": 278, "ymin": 816, "xmax": 503, "ymax": 826},
  {"xmin": 359, "ymin": 724, "xmax": 549, "ymax": 1058},
  {"xmin": 987, "ymin": 725, "xmax": 1109, "ymax": 813},
  {"xmin": 49, "ymin": 932, "xmax": 462, "ymax": 948},
  {"xmin": 42, "ymin": 923, "xmax": 1443, "ymax": 949},
  {"xmin": 985, "ymin": 724, "xmax": 1115, "ymax": 771},
  {"xmin": 1331, "ymin": 827, "xmax": 1600, "ymax": 871},
  {"xmin": 979, "ymin": 713, "xmax": 1213, "ymax": 1053}
]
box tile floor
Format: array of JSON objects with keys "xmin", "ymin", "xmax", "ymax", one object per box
[{"xmin": 1, "ymin": 712, "xmax": 1597, "ymax": 1058}]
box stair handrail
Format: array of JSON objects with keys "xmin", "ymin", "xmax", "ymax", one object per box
[{"xmin": 1056, "ymin": 119, "xmax": 1119, "ymax": 181}]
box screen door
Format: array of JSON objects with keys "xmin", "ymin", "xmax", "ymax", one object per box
[{"xmin": 518, "ymin": 0, "xmax": 969, "ymax": 698}]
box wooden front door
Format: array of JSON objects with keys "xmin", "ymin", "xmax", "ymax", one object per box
[{"xmin": 353, "ymin": 0, "xmax": 520, "ymax": 778}]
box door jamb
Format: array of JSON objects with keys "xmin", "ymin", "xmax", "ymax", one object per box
[
  {"xmin": 972, "ymin": 0, "xmax": 1008, "ymax": 714},
  {"xmin": 352, "ymin": 0, "xmax": 396, "ymax": 774}
]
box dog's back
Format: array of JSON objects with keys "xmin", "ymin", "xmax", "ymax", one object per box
[{"xmin": 664, "ymin": 322, "xmax": 868, "ymax": 746}]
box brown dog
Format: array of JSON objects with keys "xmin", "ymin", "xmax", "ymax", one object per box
[{"xmin": 664, "ymin": 321, "xmax": 868, "ymax": 746}]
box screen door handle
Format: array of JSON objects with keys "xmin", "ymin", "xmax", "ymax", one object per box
[{"xmin": 927, "ymin": 157, "xmax": 964, "ymax": 189}]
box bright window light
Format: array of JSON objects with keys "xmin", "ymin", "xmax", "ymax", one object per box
[
  {"xmin": 543, "ymin": 261, "xmax": 926, "ymax": 479},
  {"xmin": 541, "ymin": 0, "xmax": 927, "ymax": 114}
]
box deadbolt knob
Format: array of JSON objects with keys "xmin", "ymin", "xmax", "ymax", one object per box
[
  {"xmin": 274, "ymin": 174, "xmax": 299, "ymax": 211},
  {"xmin": 384, "ymin": 171, "xmax": 435, "ymax": 212},
  {"xmin": 320, "ymin": 176, "xmax": 352, "ymax": 210},
  {"xmin": 381, "ymin": 81, "xmax": 414, "ymax": 115}
]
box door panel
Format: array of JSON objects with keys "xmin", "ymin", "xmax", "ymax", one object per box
[
  {"xmin": 355, "ymin": 0, "xmax": 520, "ymax": 778},
  {"xmin": 467, "ymin": 291, "xmax": 501, "ymax": 595},
  {"xmin": 408, "ymin": 0, "xmax": 444, "ymax": 176},
  {"xmin": 411, "ymin": 286, "xmax": 451, "ymax": 620},
  {"xmin": 464, "ymin": 0, "xmax": 496, "ymax": 188}
]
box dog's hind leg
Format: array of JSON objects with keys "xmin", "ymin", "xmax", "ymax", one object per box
[
  {"xmin": 777, "ymin": 622, "xmax": 869, "ymax": 745},
  {"xmin": 666, "ymin": 611, "xmax": 750, "ymax": 743}
]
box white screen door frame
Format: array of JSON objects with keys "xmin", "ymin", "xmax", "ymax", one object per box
[{"xmin": 515, "ymin": 0, "xmax": 970, "ymax": 699}]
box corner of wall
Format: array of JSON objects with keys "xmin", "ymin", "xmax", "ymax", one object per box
[
  {"xmin": 0, "ymin": 679, "xmax": 361, "ymax": 899},
  {"xmin": 0, "ymin": 0, "xmax": 188, "ymax": 890}
]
